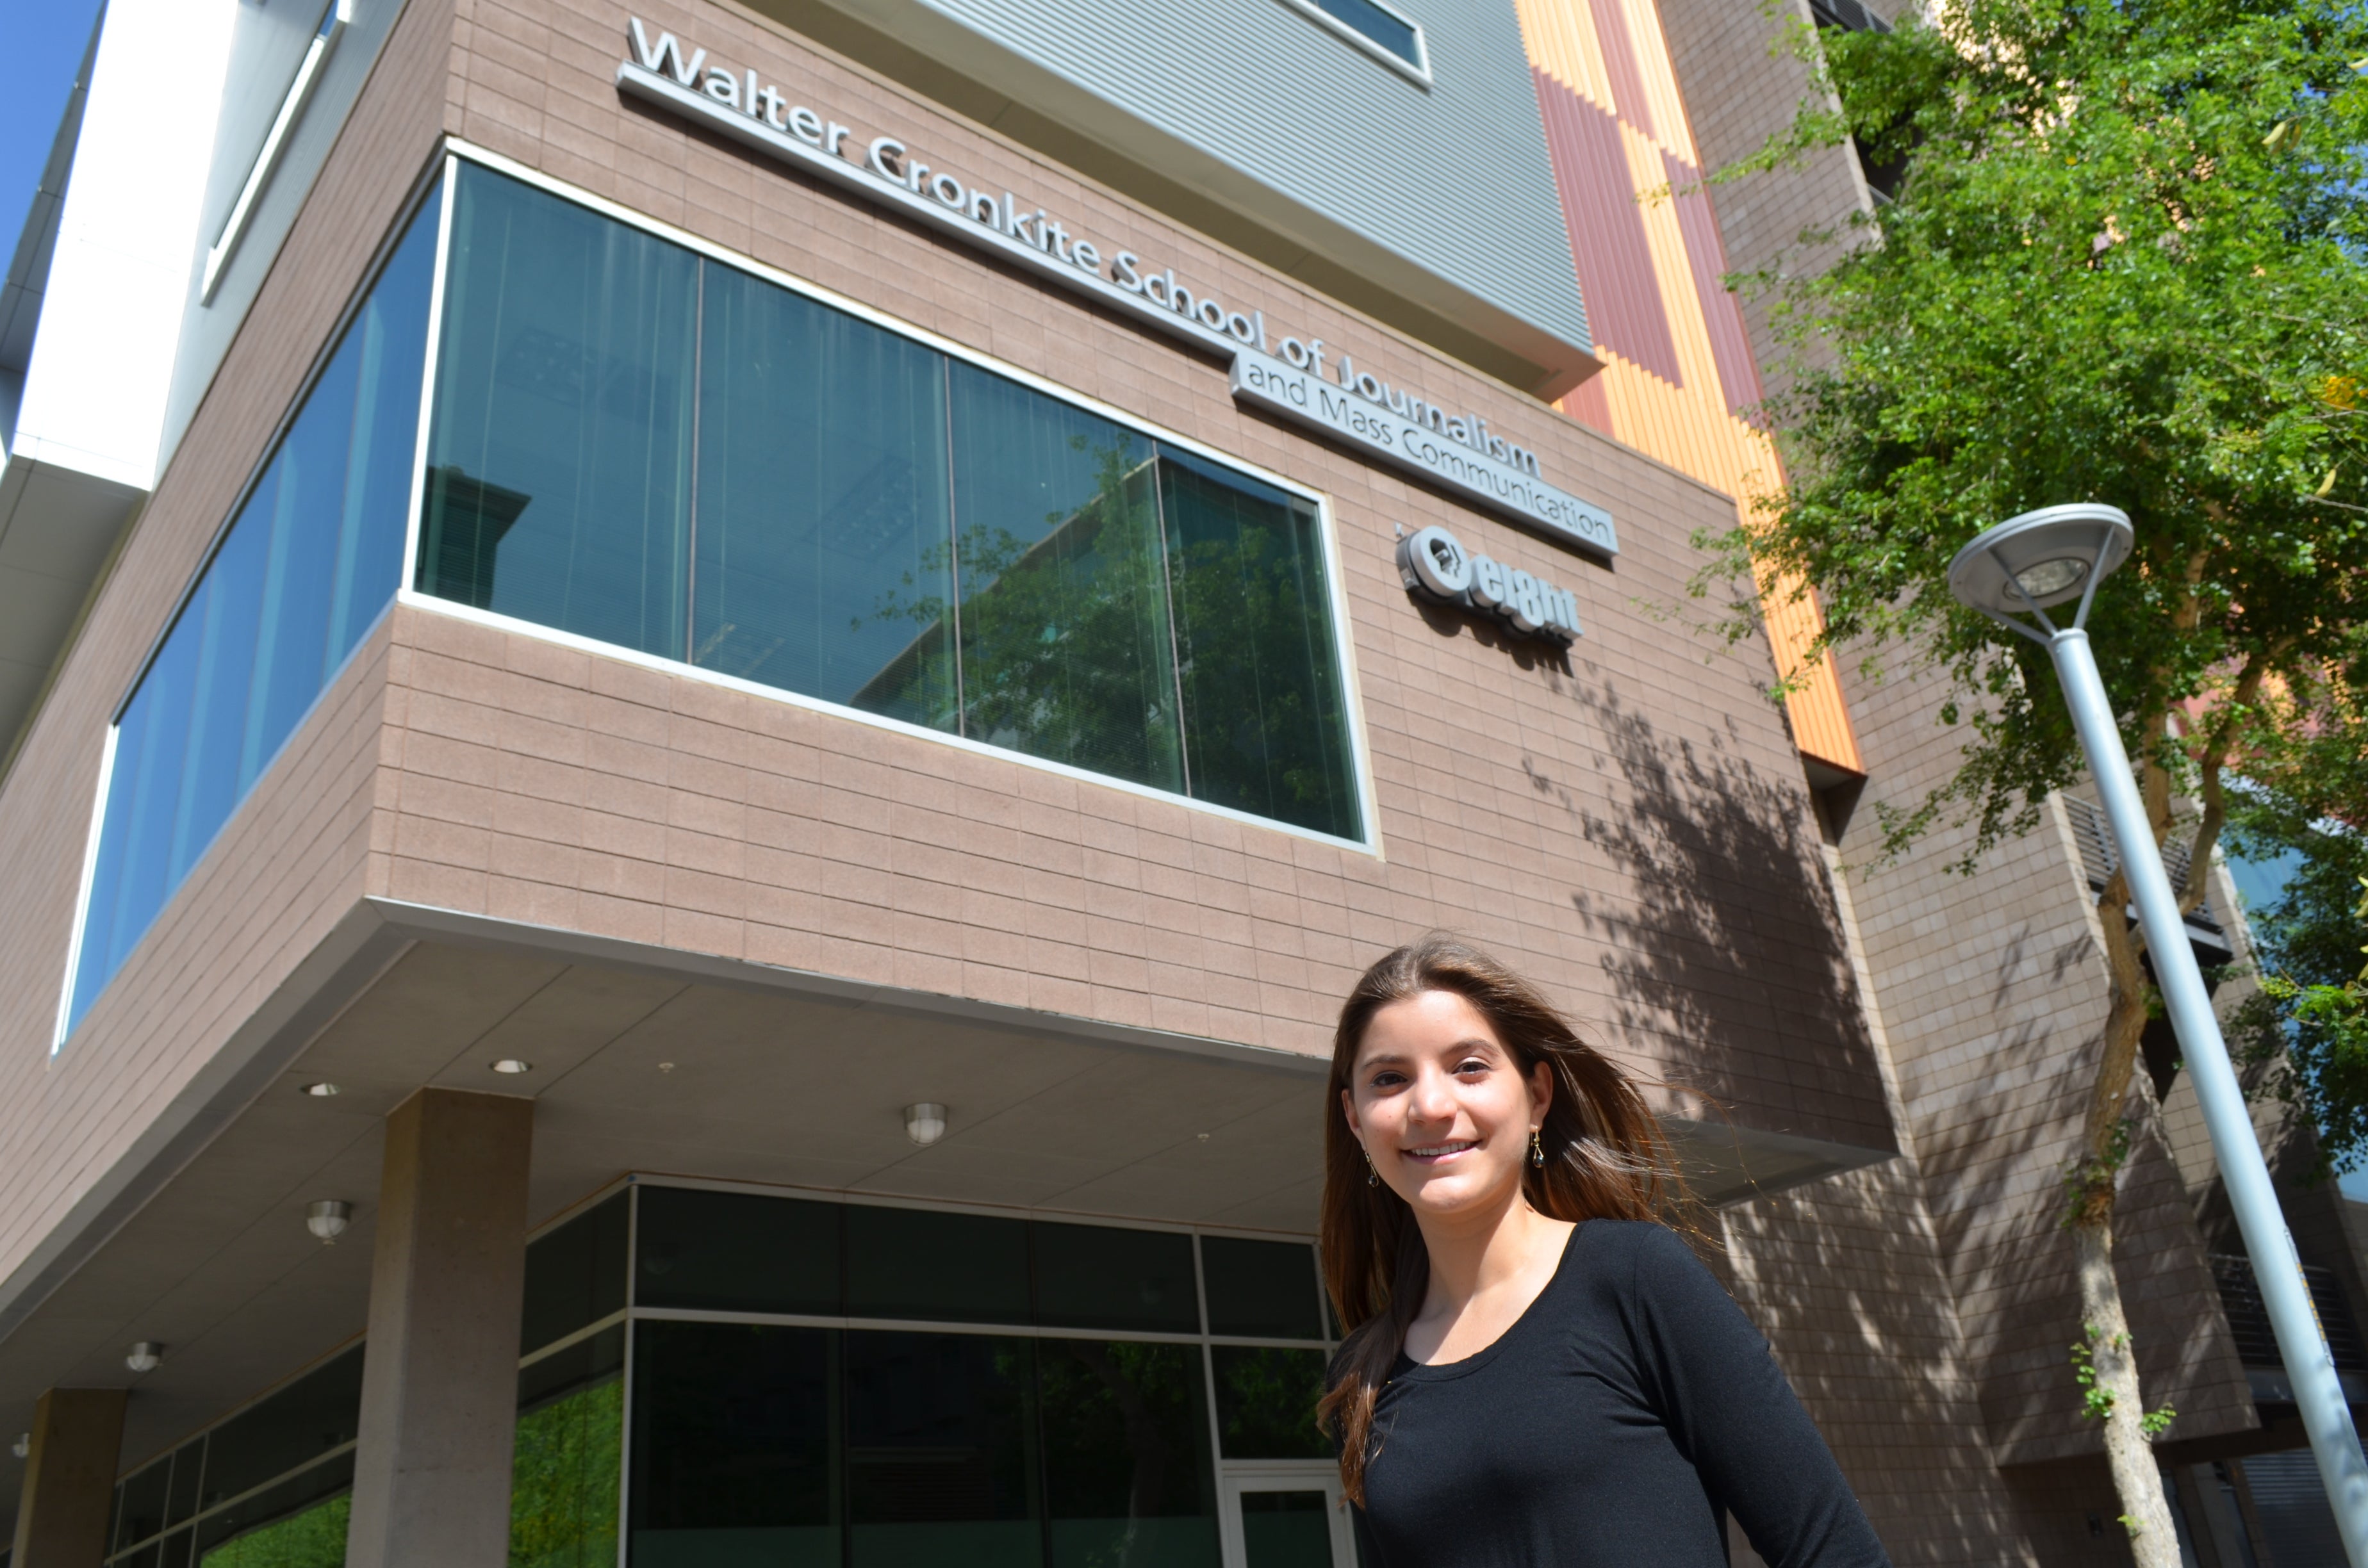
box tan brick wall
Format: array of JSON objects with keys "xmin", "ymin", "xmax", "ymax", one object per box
[
  {"xmin": 0, "ymin": 0, "xmax": 1895, "ymax": 1304},
  {"xmin": 1817, "ymin": 648, "xmax": 2253, "ymax": 1467},
  {"xmin": 0, "ymin": 0, "xmax": 455, "ymax": 1314}
]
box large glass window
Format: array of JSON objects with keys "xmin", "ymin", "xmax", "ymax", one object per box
[
  {"xmin": 629, "ymin": 1322, "xmax": 840, "ymax": 1567},
  {"xmin": 1208, "ymin": 1348, "xmax": 1329, "ymax": 1461},
  {"xmin": 1159, "ymin": 457, "xmax": 1357, "ymax": 838},
  {"xmin": 947, "ymin": 366, "xmax": 1180, "ymax": 793},
  {"xmin": 621, "ymin": 1186, "xmax": 1325, "ymax": 1568},
  {"xmin": 104, "ymin": 1188, "xmax": 1330, "ymax": 1568},
  {"xmin": 846, "ymin": 1330, "xmax": 1042, "ymax": 1567},
  {"xmin": 1200, "ymin": 1239, "xmax": 1323, "ymax": 1341},
  {"xmin": 630, "ymin": 1325, "xmax": 1219, "ymax": 1568},
  {"xmin": 512, "ymin": 1327, "xmax": 627, "ymax": 1568},
  {"xmin": 420, "ymin": 170, "xmax": 695, "ymax": 658},
  {"xmin": 63, "ymin": 193, "xmax": 438, "ymax": 1040},
  {"xmin": 1037, "ymin": 1340, "xmax": 1218, "ymax": 1567},
  {"xmin": 691, "ymin": 265, "xmax": 954, "ymax": 729},
  {"xmin": 104, "ymin": 1345, "xmax": 365, "ymax": 1568},
  {"xmin": 418, "ymin": 166, "xmax": 1360, "ymax": 844},
  {"xmin": 521, "ymin": 1192, "xmax": 629, "ymax": 1357}
]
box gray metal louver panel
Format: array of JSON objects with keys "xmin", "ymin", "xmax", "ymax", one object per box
[{"xmin": 901, "ymin": 0, "xmax": 1591, "ymax": 355}]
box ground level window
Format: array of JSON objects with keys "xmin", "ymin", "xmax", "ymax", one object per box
[
  {"xmin": 102, "ymin": 1190, "xmax": 1335, "ymax": 1568},
  {"xmin": 628, "ymin": 1322, "xmax": 1219, "ymax": 1568}
]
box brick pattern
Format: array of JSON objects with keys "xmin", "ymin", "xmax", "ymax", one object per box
[
  {"xmin": 0, "ymin": 0, "xmax": 1895, "ymax": 1303},
  {"xmin": 1709, "ymin": 648, "xmax": 2256, "ymax": 1560},
  {"xmin": 1806, "ymin": 650, "xmax": 2253, "ymax": 1462},
  {"xmin": 0, "ymin": 0, "xmax": 456, "ymax": 1320}
]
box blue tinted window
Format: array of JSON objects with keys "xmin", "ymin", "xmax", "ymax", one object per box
[
  {"xmin": 1308, "ymin": 0, "xmax": 1422, "ymax": 68},
  {"xmin": 692, "ymin": 266, "xmax": 955, "ymax": 730},
  {"xmin": 420, "ymin": 167, "xmax": 696, "ymax": 658},
  {"xmin": 63, "ymin": 193, "xmax": 437, "ymax": 1040},
  {"xmin": 415, "ymin": 165, "xmax": 1361, "ymax": 847}
]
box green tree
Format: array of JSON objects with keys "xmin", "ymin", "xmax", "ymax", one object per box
[
  {"xmin": 2231, "ymin": 644, "xmax": 2368, "ymax": 1173},
  {"xmin": 1701, "ymin": 0, "xmax": 2368, "ymax": 1556}
]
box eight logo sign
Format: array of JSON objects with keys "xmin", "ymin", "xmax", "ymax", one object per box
[{"xmin": 1397, "ymin": 526, "xmax": 1582, "ymax": 644}]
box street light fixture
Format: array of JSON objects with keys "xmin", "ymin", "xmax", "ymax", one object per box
[{"xmin": 1949, "ymin": 503, "xmax": 2368, "ymax": 1564}]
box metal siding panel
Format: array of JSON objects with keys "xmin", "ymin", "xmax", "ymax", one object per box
[
  {"xmin": 1533, "ymin": 69, "xmax": 1677, "ymax": 383},
  {"xmin": 914, "ymin": 0, "xmax": 1591, "ymax": 353},
  {"xmin": 1661, "ymin": 148, "xmax": 1763, "ymax": 416},
  {"xmin": 1584, "ymin": 0, "xmax": 1656, "ymax": 138}
]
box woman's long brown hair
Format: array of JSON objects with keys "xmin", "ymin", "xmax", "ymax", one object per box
[{"xmin": 1317, "ymin": 935, "xmax": 1682, "ymax": 1505}]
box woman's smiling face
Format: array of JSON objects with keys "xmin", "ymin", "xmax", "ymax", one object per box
[{"xmin": 1344, "ymin": 989, "xmax": 1549, "ymax": 1217}]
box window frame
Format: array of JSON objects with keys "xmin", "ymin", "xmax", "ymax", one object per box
[
  {"xmin": 398, "ymin": 144, "xmax": 1378, "ymax": 856},
  {"xmin": 606, "ymin": 1175, "xmax": 1338, "ymax": 1564},
  {"xmin": 101, "ymin": 1339, "xmax": 366, "ymax": 1566},
  {"xmin": 1272, "ymin": 0, "xmax": 1431, "ymax": 86},
  {"xmin": 52, "ymin": 158, "xmax": 452, "ymax": 1055}
]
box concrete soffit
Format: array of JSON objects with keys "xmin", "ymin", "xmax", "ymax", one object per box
[
  {"xmin": 0, "ymin": 895, "xmax": 1331, "ymax": 1368},
  {"xmin": 736, "ymin": 0, "xmax": 1602, "ymax": 400}
]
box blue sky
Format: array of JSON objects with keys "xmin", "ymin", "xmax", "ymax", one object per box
[{"xmin": 0, "ymin": 0, "xmax": 108, "ymax": 266}]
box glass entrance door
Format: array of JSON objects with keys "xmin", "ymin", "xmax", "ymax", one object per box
[{"xmin": 1219, "ymin": 1466, "xmax": 1355, "ymax": 1568}]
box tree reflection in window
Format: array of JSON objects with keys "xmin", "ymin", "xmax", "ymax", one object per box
[{"xmin": 418, "ymin": 166, "xmax": 1363, "ymax": 844}]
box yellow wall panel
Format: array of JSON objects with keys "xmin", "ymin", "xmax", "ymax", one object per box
[{"xmin": 1522, "ymin": 0, "xmax": 1864, "ymax": 777}]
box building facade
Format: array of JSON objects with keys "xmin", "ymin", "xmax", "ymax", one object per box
[{"xmin": 0, "ymin": 0, "xmax": 2356, "ymax": 1565}]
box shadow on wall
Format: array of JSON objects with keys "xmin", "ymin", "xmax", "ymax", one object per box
[
  {"xmin": 1550, "ymin": 676, "xmax": 1889, "ymax": 1154},
  {"xmin": 2001, "ymin": 1453, "xmax": 2151, "ymax": 1566},
  {"xmin": 1891, "ymin": 915, "xmax": 2246, "ymax": 1460},
  {"xmin": 1722, "ymin": 1163, "xmax": 2034, "ymax": 1564},
  {"xmin": 1908, "ymin": 919, "xmax": 2100, "ymax": 1275},
  {"xmin": 1552, "ymin": 676, "xmax": 2045, "ymax": 1553},
  {"xmin": 1412, "ymin": 597, "xmax": 1576, "ymax": 674}
]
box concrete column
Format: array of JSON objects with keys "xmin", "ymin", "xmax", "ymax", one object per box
[
  {"xmin": 344, "ymin": 1088, "xmax": 534, "ymax": 1568},
  {"xmin": 10, "ymin": 1387, "xmax": 127, "ymax": 1568}
]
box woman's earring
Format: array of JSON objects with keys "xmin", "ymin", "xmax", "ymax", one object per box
[
  {"xmin": 1530, "ymin": 1129, "xmax": 1546, "ymax": 1168},
  {"xmin": 1364, "ymin": 1148, "xmax": 1379, "ymax": 1188}
]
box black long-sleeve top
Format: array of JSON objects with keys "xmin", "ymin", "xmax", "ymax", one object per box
[{"xmin": 1349, "ymin": 1220, "xmax": 1892, "ymax": 1567}]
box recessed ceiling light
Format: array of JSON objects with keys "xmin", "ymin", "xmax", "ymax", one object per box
[
  {"xmin": 491, "ymin": 1059, "xmax": 532, "ymax": 1075},
  {"xmin": 302, "ymin": 1082, "xmax": 339, "ymax": 1098},
  {"xmin": 306, "ymin": 1200, "xmax": 352, "ymax": 1243},
  {"xmin": 125, "ymin": 1342, "xmax": 163, "ymax": 1375}
]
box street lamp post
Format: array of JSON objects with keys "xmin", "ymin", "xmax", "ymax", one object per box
[{"xmin": 1948, "ymin": 503, "xmax": 2368, "ymax": 1565}]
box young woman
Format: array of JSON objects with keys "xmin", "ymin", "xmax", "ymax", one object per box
[{"xmin": 1320, "ymin": 936, "xmax": 1891, "ymax": 1567}]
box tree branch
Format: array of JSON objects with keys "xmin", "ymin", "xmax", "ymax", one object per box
[{"xmin": 2178, "ymin": 646, "xmax": 2279, "ymax": 916}]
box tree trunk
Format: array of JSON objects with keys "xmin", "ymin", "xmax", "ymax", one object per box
[
  {"xmin": 2075, "ymin": 864, "xmax": 2183, "ymax": 1562},
  {"xmin": 2073, "ymin": 1211, "xmax": 2182, "ymax": 1566}
]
